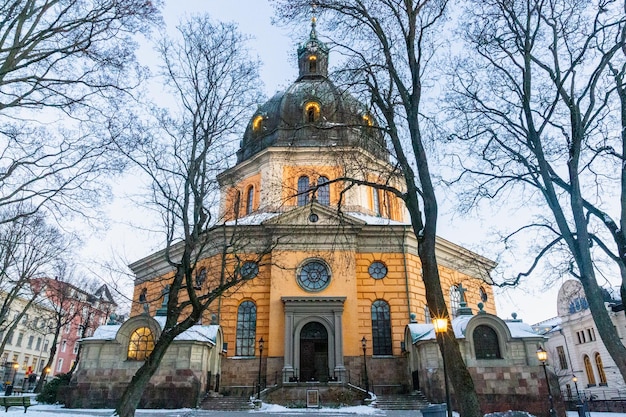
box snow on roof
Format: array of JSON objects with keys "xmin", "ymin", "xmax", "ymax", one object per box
[
  {"xmin": 84, "ymin": 316, "xmax": 219, "ymax": 345},
  {"xmin": 345, "ymin": 212, "xmax": 408, "ymax": 226},
  {"xmin": 407, "ymin": 314, "xmax": 543, "ymax": 344},
  {"xmin": 531, "ymin": 316, "xmax": 562, "ymax": 335},
  {"xmin": 224, "ymin": 212, "xmax": 280, "ymax": 226}
]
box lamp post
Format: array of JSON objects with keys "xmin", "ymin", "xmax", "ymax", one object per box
[
  {"xmin": 361, "ymin": 337, "xmax": 370, "ymax": 393},
  {"xmin": 43, "ymin": 367, "xmax": 51, "ymax": 385},
  {"xmin": 257, "ymin": 337, "xmax": 264, "ymax": 399},
  {"xmin": 572, "ymin": 375, "xmax": 580, "ymax": 400},
  {"xmin": 537, "ymin": 347, "xmax": 557, "ymax": 417},
  {"xmin": 433, "ymin": 318, "xmax": 452, "ymax": 417}
]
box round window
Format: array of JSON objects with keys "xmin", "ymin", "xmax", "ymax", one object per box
[
  {"xmin": 368, "ymin": 261, "xmax": 388, "ymax": 279},
  {"xmin": 240, "ymin": 261, "xmax": 259, "ymax": 280},
  {"xmin": 297, "ymin": 260, "xmax": 330, "ymax": 291}
]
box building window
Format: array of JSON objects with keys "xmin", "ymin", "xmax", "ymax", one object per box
[
  {"xmin": 240, "ymin": 261, "xmax": 259, "ymax": 280},
  {"xmin": 424, "ymin": 305, "xmax": 431, "ymax": 324},
  {"xmin": 371, "ymin": 300, "xmax": 392, "ymax": 356},
  {"xmin": 246, "ymin": 186, "xmax": 254, "ymax": 215},
  {"xmin": 35, "ymin": 337, "xmax": 41, "ymax": 351},
  {"xmin": 233, "ymin": 190, "xmax": 241, "ymax": 218},
  {"xmin": 43, "ymin": 339, "xmax": 49, "ymax": 350},
  {"xmin": 297, "ymin": 260, "xmax": 331, "ymax": 292},
  {"xmin": 297, "ymin": 176, "xmax": 310, "ymax": 206},
  {"xmin": 304, "ymin": 102, "xmax": 321, "ymax": 123},
  {"xmin": 61, "ymin": 340, "xmax": 67, "ymax": 353},
  {"xmin": 317, "ymin": 176, "xmax": 330, "ymax": 205},
  {"xmin": 557, "ymin": 346, "xmax": 568, "ymax": 369},
  {"xmin": 57, "ymin": 358, "xmax": 63, "ymax": 372},
  {"xmin": 73, "ymin": 342, "xmax": 80, "ymax": 355},
  {"xmin": 372, "ymin": 188, "xmax": 381, "ymax": 216},
  {"xmin": 473, "ymin": 325, "xmax": 501, "ymax": 359},
  {"xmin": 16, "ymin": 332, "xmax": 23, "ymax": 347},
  {"xmin": 595, "ymin": 353, "xmax": 607, "ymax": 385},
  {"xmin": 236, "ymin": 301, "xmax": 256, "ymax": 356},
  {"xmin": 479, "ymin": 286, "xmax": 488, "ymax": 302},
  {"xmin": 127, "ymin": 327, "xmax": 155, "ymax": 361},
  {"xmin": 27, "ymin": 335, "xmax": 34, "ymax": 349},
  {"xmin": 450, "ymin": 285, "xmax": 461, "ymax": 318},
  {"xmin": 584, "ymin": 355, "xmax": 596, "ymax": 386},
  {"xmin": 368, "ymin": 261, "xmax": 388, "ymax": 279},
  {"xmin": 6, "ymin": 331, "xmax": 13, "ymax": 345},
  {"xmin": 309, "ymin": 55, "xmax": 317, "ymax": 73}
]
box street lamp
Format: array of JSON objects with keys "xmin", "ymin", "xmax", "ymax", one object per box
[
  {"xmin": 361, "ymin": 337, "xmax": 369, "ymax": 393},
  {"xmin": 43, "ymin": 367, "xmax": 51, "ymax": 385},
  {"xmin": 257, "ymin": 337, "xmax": 264, "ymax": 400},
  {"xmin": 433, "ymin": 318, "xmax": 452, "ymax": 417},
  {"xmin": 537, "ymin": 346, "xmax": 557, "ymax": 417},
  {"xmin": 572, "ymin": 375, "xmax": 580, "ymax": 400}
]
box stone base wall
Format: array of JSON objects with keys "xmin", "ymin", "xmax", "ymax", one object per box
[
  {"xmin": 419, "ymin": 365, "xmax": 566, "ymax": 417},
  {"xmin": 265, "ymin": 384, "xmax": 367, "ymax": 407},
  {"xmin": 65, "ymin": 368, "xmax": 201, "ymax": 409}
]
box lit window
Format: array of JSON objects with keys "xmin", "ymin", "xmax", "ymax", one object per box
[
  {"xmin": 595, "ymin": 353, "xmax": 607, "ymax": 385},
  {"xmin": 372, "ymin": 300, "xmax": 392, "ymax": 355},
  {"xmin": 473, "ymin": 325, "xmax": 501, "ymax": 359},
  {"xmin": 128, "ymin": 327, "xmax": 155, "ymax": 361},
  {"xmin": 363, "ymin": 113, "xmax": 373, "ymax": 126},
  {"xmin": 309, "ymin": 55, "xmax": 317, "ymax": 73},
  {"xmin": 584, "ymin": 355, "xmax": 596, "ymax": 386},
  {"xmin": 236, "ymin": 301, "xmax": 256, "ymax": 356},
  {"xmin": 246, "ymin": 186, "xmax": 254, "ymax": 215},
  {"xmin": 252, "ymin": 115, "xmax": 263, "ymax": 132},
  {"xmin": 317, "ymin": 176, "xmax": 330, "ymax": 205},
  {"xmin": 304, "ymin": 102, "xmax": 321, "ymax": 123},
  {"xmin": 297, "ymin": 176, "xmax": 310, "ymax": 206}
]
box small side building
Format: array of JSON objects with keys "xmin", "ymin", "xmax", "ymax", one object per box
[
  {"xmin": 66, "ymin": 311, "xmax": 223, "ymax": 409},
  {"xmin": 405, "ymin": 304, "xmax": 561, "ymax": 416}
]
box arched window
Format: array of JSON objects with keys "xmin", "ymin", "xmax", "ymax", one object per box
[
  {"xmin": 595, "ymin": 353, "xmax": 607, "ymax": 385},
  {"xmin": 128, "ymin": 327, "xmax": 155, "ymax": 361},
  {"xmin": 233, "ymin": 190, "xmax": 241, "ymax": 218},
  {"xmin": 317, "ymin": 176, "xmax": 330, "ymax": 205},
  {"xmin": 236, "ymin": 301, "xmax": 256, "ymax": 356},
  {"xmin": 450, "ymin": 285, "xmax": 461, "ymax": 317},
  {"xmin": 304, "ymin": 102, "xmax": 320, "ymax": 123},
  {"xmin": 309, "ymin": 55, "xmax": 317, "ymax": 73},
  {"xmin": 473, "ymin": 325, "xmax": 501, "ymax": 359},
  {"xmin": 371, "ymin": 300, "xmax": 392, "ymax": 355},
  {"xmin": 372, "ymin": 188, "xmax": 381, "ymax": 216},
  {"xmin": 584, "ymin": 355, "xmax": 596, "ymax": 386},
  {"xmin": 246, "ymin": 186, "xmax": 254, "ymax": 215},
  {"xmin": 297, "ymin": 176, "xmax": 310, "ymax": 206}
]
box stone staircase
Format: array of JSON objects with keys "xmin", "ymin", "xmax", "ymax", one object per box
[
  {"xmin": 198, "ymin": 394, "xmax": 254, "ymax": 411},
  {"xmin": 373, "ymin": 391, "xmax": 431, "ymax": 410}
]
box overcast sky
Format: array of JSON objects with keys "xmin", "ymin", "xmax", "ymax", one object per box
[{"xmin": 84, "ymin": 0, "xmax": 570, "ymax": 326}]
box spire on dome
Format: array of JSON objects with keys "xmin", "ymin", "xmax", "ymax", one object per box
[{"xmin": 297, "ymin": 5, "xmax": 329, "ymax": 79}]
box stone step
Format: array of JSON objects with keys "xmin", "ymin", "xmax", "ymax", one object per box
[
  {"xmin": 199, "ymin": 395, "xmax": 253, "ymax": 411},
  {"xmin": 374, "ymin": 392, "xmax": 431, "ymax": 410}
]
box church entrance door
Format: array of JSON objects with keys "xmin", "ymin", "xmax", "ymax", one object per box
[{"xmin": 299, "ymin": 322, "xmax": 328, "ymax": 382}]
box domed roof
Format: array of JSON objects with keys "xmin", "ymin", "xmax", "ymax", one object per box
[{"xmin": 236, "ymin": 23, "xmax": 388, "ymax": 163}]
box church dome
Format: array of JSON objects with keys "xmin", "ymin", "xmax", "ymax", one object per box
[{"xmin": 236, "ymin": 22, "xmax": 388, "ymax": 163}]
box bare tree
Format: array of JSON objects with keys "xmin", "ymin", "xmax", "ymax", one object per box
[
  {"xmin": 113, "ymin": 15, "xmax": 272, "ymax": 417},
  {"xmin": 272, "ymin": 1, "xmax": 483, "ymax": 416},
  {"xmin": 0, "ymin": 209, "xmax": 70, "ymax": 357},
  {"xmin": 447, "ymin": 0, "xmax": 626, "ymax": 380},
  {"xmin": 0, "ymin": 0, "xmax": 161, "ymax": 224}
]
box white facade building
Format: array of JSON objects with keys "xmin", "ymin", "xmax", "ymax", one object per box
[{"xmin": 533, "ymin": 280, "xmax": 626, "ymax": 400}]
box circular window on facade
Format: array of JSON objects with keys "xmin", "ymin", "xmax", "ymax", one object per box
[
  {"xmin": 297, "ymin": 260, "xmax": 331, "ymax": 291},
  {"xmin": 240, "ymin": 261, "xmax": 259, "ymax": 280},
  {"xmin": 368, "ymin": 261, "xmax": 388, "ymax": 279}
]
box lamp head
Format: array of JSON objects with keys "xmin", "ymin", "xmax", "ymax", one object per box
[
  {"xmin": 572, "ymin": 375, "xmax": 577, "ymax": 383},
  {"xmin": 433, "ymin": 318, "xmax": 448, "ymax": 334},
  {"xmin": 259, "ymin": 337, "xmax": 264, "ymax": 350},
  {"xmin": 536, "ymin": 346, "xmax": 548, "ymax": 362},
  {"xmin": 361, "ymin": 336, "xmax": 366, "ymax": 348}
]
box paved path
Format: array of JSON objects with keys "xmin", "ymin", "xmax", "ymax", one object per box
[{"xmin": 31, "ymin": 408, "xmax": 424, "ymax": 417}]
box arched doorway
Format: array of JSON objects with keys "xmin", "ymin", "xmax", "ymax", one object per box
[{"xmin": 299, "ymin": 322, "xmax": 328, "ymax": 382}]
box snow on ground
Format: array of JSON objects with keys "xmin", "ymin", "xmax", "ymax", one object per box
[{"xmin": 4, "ymin": 403, "xmax": 626, "ymax": 416}]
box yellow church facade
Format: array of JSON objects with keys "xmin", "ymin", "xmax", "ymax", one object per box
[{"xmin": 127, "ymin": 24, "xmax": 497, "ymax": 396}]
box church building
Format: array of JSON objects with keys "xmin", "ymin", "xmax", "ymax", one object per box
[{"xmin": 65, "ymin": 24, "xmax": 555, "ymax": 413}]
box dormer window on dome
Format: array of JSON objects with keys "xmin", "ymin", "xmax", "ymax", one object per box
[
  {"xmin": 252, "ymin": 115, "xmax": 264, "ymax": 133},
  {"xmin": 304, "ymin": 102, "xmax": 321, "ymax": 123}
]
